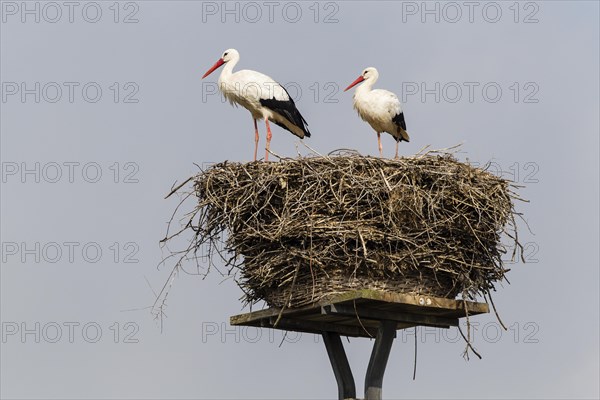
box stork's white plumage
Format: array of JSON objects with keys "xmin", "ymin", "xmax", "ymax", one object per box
[
  {"xmin": 344, "ymin": 67, "xmax": 409, "ymax": 159},
  {"xmin": 202, "ymin": 49, "xmax": 310, "ymax": 161}
]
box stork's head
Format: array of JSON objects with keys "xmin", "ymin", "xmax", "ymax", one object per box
[
  {"xmin": 202, "ymin": 48, "xmax": 239, "ymax": 79},
  {"xmin": 220, "ymin": 48, "xmax": 238, "ymax": 63},
  {"xmin": 344, "ymin": 67, "xmax": 379, "ymax": 91}
]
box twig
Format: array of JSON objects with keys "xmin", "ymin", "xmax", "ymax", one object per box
[
  {"xmin": 413, "ymin": 327, "xmax": 418, "ymax": 380},
  {"xmin": 458, "ymin": 324, "xmax": 482, "ymax": 360},
  {"xmin": 165, "ymin": 176, "xmax": 194, "ymax": 199},
  {"xmin": 486, "ymin": 290, "xmax": 507, "ymax": 330}
]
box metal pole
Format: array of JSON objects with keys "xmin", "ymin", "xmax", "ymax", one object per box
[
  {"xmin": 364, "ymin": 320, "xmax": 396, "ymax": 400},
  {"xmin": 322, "ymin": 332, "xmax": 356, "ymax": 400}
]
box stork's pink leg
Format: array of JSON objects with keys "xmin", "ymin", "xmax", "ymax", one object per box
[
  {"xmin": 377, "ymin": 132, "xmax": 383, "ymax": 158},
  {"xmin": 395, "ymin": 140, "xmax": 399, "ymax": 159},
  {"xmin": 265, "ymin": 118, "xmax": 273, "ymax": 161},
  {"xmin": 253, "ymin": 119, "xmax": 259, "ymax": 161}
]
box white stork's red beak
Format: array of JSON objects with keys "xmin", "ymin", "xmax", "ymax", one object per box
[
  {"xmin": 344, "ymin": 76, "xmax": 365, "ymax": 92},
  {"xmin": 202, "ymin": 58, "xmax": 225, "ymax": 79}
]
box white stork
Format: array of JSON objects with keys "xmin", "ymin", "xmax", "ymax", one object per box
[
  {"xmin": 344, "ymin": 67, "xmax": 409, "ymax": 159},
  {"xmin": 202, "ymin": 49, "xmax": 310, "ymax": 161}
]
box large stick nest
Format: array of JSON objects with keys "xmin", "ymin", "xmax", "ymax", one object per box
[{"xmin": 162, "ymin": 150, "xmax": 523, "ymax": 309}]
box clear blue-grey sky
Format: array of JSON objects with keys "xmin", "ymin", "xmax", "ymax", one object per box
[{"xmin": 1, "ymin": 1, "xmax": 598, "ymax": 399}]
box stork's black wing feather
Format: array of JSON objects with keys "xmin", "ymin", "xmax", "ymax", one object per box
[
  {"xmin": 392, "ymin": 112, "xmax": 409, "ymax": 142},
  {"xmin": 259, "ymin": 86, "xmax": 310, "ymax": 138},
  {"xmin": 392, "ymin": 112, "xmax": 407, "ymax": 131}
]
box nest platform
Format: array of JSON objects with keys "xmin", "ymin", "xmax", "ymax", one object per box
[{"xmin": 231, "ymin": 289, "xmax": 488, "ymax": 338}]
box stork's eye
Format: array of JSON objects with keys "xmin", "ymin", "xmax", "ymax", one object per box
[{"xmin": 223, "ymin": 52, "xmax": 229, "ymax": 57}]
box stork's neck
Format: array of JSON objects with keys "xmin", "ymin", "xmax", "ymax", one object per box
[
  {"xmin": 219, "ymin": 55, "xmax": 239, "ymax": 82},
  {"xmin": 357, "ymin": 75, "xmax": 377, "ymax": 93}
]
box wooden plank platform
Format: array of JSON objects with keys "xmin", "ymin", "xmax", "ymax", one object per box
[{"xmin": 231, "ymin": 289, "xmax": 489, "ymax": 338}]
